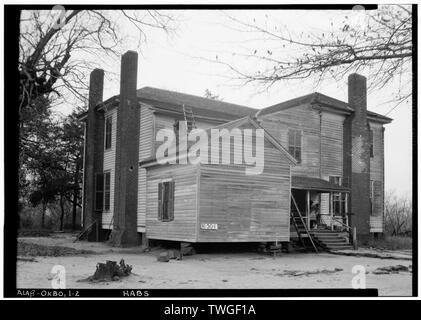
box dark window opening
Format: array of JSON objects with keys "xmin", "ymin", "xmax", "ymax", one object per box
[
  {"xmin": 104, "ymin": 171, "xmax": 111, "ymax": 211},
  {"xmin": 288, "ymin": 129, "xmax": 302, "ymax": 163},
  {"xmin": 158, "ymin": 181, "xmax": 175, "ymax": 221},
  {"xmin": 332, "ymin": 192, "xmax": 346, "ymax": 215},
  {"xmin": 95, "ymin": 173, "xmax": 104, "ymax": 211},
  {"xmin": 105, "ymin": 116, "xmax": 112, "ymax": 150},
  {"xmin": 369, "ymin": 129, "xmax": 374, "ymax": 158},
  {"xmin": 329, "ymin": 176, "xmax": 342, "ymax": 186}
]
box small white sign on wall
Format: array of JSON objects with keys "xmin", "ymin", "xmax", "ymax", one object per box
[{"xmin": 200, "ymin": 223, "xmax": 218, "ymax": 230}]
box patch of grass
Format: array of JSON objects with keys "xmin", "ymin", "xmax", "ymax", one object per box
[
  {"xmin": 18, "ymin": 229, "xmax": 51, "ymax": 237},
  {"xmin": 18, "ymin": 241, "xmax": 95, "ymax": 257},
  {"xmin": 361, "ymin": 236, "xmax": 412, "ymax": 251}
]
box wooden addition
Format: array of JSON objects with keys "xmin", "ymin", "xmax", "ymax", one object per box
[{"xmin": 141, "ymin": 117, "xmax": 296, "ymax": 243}]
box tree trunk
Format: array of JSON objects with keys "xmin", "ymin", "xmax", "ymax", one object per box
[
  {"xmin": 59, "ymin": 194, "xmax": 65, "ymax": 231},
  {"xmin": 72, "ymin": 162, "xmax": 80, "ymax": 230},
  {"xmin": 72, "ymin": 189, "xmax": 78, "ymax": 230},
  {"xmin": 41, "ymin": 201, "xmax": 46, "ymax": 229}
]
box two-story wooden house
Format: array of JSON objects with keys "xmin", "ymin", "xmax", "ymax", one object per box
[{"xmin": 78, "ymin": 51, "xmax": 391, "ymax": 250}]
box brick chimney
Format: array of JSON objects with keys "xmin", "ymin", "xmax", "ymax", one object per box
[
  {"xmin": 83, "ymin": 69, "xmax": 104, "ymax": 241},
  {"xmin": 343, "ymin": 73, "xmax": 371, "ymax": 236},
  {"xmin": 109, "ymin": 51, "xmax": 140, "ymax": 246}
]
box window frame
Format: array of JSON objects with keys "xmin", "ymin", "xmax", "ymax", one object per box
[
  {"xmin": 103, "ymin": 171, "xmax": 111, "ymax": 212},
  {"xmin": 104, "ymin": 116, "xmax": 112, "ymax": 150},
  {"xmin": 158, "ymin": 180, "xmax": 175, "ymax": 222},
  {"xmin": 369, "ymin": 129, "xmax": 374, "ymax": 158},
  {"xmin": 95, "ymin": 173, "xmax": 104, "ymax": 211},
  {"xmin": 288, "ymin": 128, "xmax": 302, "ymax": 164}
]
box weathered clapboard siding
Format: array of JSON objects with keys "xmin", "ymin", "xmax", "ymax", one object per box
[
  {"xmin": 260, "ymin": 103, "xmax": 344, "ymax": 180},
  {"xmin": 153, "ymin": 113, "xmax": 219, "ymax": 152},
  {"xmin": 369, "ymin": 122, "xmax": 385, "ymax": 231},
  {"xmin": 137, "ymin": 105, "xmax": 154, "ymax": 231},
  {"xmin": 102, "ymin": 108, "xmax": 117, "ymax": 229},
  {"xmin": 260, "ymin": 103, "xmax": 321, "ymax": 178},
  {"xmin": 145, "ymin": 164, "xmax": 198, "ymax": 242},
  {"xmin": 320, "ymin": 112, "xmax": 344, "ymax": 179},
  {"xmin": 197, "ymin": 124, "xmax": 292, "ymax": 242}
]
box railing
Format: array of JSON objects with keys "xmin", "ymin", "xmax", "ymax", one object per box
[{"xmin": 331, "ymin": 215, "xmax": 357, "ymax": 250}]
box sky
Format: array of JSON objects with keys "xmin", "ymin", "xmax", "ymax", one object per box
[{"xmin": 54, "ymin": 8, "xmax": 413, "ymax": 197}]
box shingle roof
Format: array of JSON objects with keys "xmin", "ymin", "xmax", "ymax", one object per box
[
  {"xmin": 137, "ymin": 87, "xmax": 256, "ymax": 121},
  {"xmin": 292, "ymin": 176, "xmax": 350, "ymax": 192}
]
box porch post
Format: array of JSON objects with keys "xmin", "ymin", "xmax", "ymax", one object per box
[
  {"xmin": 330, "ymin": 192, "xmax": 334, "ymax": 231},
  {"xmin": 306, "ymin": 191, "xmax": 310, "ymax": 229},
  {"xmin": 345, "ymin": 193, "xmax": 349, "ymax": 226}
]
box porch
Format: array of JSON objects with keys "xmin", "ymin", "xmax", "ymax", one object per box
[
  {"xmin": 290, "ymin": 176, "xmax": 355, "ymax": 251},
  {"xmin": 291, "ymin": 176, "xmax": 351, "ymax": 231}
]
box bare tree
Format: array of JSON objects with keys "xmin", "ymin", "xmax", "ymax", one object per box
[
  {"xmin": 384, "ymin": 191, "xmax": 412, "ymax": 236},
  {"xmin": 213, "ymin": 5, "xmax": 412, "ymax": 109},
  {"xmin": 19, "ymin": 8, "xmax": 177, "ymax": 115}
]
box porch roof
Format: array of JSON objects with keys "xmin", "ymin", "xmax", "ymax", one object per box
[{"xmin": 291, "ymin": 176, "xmax": 350, "ymax": 192}]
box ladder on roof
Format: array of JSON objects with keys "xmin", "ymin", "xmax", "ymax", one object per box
[
  {"xmin": 182, "ymin": 104, "xmax": 196, "ymax": 130},
  {"xmin": 290, "ymin": 194, "xmax": 318, "ymax": 252}
]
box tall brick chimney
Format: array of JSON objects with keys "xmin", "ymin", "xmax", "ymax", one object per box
[
  {"xmin": 344, "ymin": 73, "xmax": 371, "ymax": 236},
  {"xmin": 83, "ymin": 69, "xmax": 104, "ymax": 241},
  {"xmin": 109, "ymin": 51, "xmax": 140, "ymax": 246}
]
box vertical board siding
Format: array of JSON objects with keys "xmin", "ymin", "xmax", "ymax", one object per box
[
  {"xmin": 198, "ymin": 124, "xmax": 292, "ymax": 242},
  {"xmin": 145, "ymin": 164, "xmax": 198, "ymax": 242},
  {"xmin": 137, "ymin": 106, "xmax": 154, "ymax": 231},
  {"xmin": 102, "ymin": 108, "xmax": 117, "ymax": 229}
]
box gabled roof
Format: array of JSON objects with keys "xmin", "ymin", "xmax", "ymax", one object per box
[
  {"xmin": 258, "ymin": 92, "xmax": 392, "ymax": 124},
  {"xmin": 140, "ymin": 115, "xmax": 297, "ymax": 168},
  {"xmin": 137, "ymin": 87, "xmax": 256, "ymax": 121},
  {"xmin": 76, "ymin": 86, "xmax": 256, "ymax": 122}
]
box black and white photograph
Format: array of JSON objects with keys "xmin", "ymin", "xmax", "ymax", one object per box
[{"xmin": 1, "ymin": 2, "xmax": 417, "ymax": 302}]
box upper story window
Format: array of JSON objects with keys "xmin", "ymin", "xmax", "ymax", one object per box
[
  {"xmin": 105, "ymin": 116, "xmax": 112, "ymax": 150},
  {"xmin": 369, "ymin": 129, "xmax": 374, "ymax": 158},
  {"xmin": 329, "ymin": 176, "xmax": 342, "ymax": 186},
  {"xmin": 288, "ymin": 129, "xmax": 302, "ymax": 163},
  {"xmin": 158, "ymin": 180, "xmax": 175, "ymax": 222}
]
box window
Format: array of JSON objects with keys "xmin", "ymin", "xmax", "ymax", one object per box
[
  {"xmin": 329, "ymin": 176, "xmax": 342, "ymax": 186},
  {"xmin": 95, "ymin": 173, "xmax": 104, "ymax": 211},
  {"xmin": 105, "ymin": 116, "xmax": 112, "ymax": 150},
  {"xmin": 369, "ymin": 129, "xmax": 374, "ymax": 158},
  {"xmin": 369, "ymin": 179, "xmax": 375, "ymax": 214},
  {"xmin": 332, "ymin": 192, "xmax": 346, "ymax": 215},
  {"xmin": 104, "ymin": 171, "xmax": 111, "ymax": 211},
  {"xmin": 158, "ymin": 180, "xmax": 175, "ymax": 221},
  {"xmin": 288, "ymin": 129, "xmax": 302, "ymax": 163}
]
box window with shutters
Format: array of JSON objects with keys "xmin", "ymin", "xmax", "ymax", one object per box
[
  {"xmin": 103, "ymin": 171, "xmax": 111, "ymax": 211},
  {"xmin": 105, "ymin": 116, "xmax": 112, "ymax": 150},
  {"xmin": 158, "ymin": 180, "xmax": 175, "ymax": 221},
  {"xmin": 95, "ymin": 173, "xmax": 104, "ymax": 211},
  {"xmin": 288, "ymin": 129, "xmax": 302, "ymax": 163},
  {"xmin": 369, "ymin": 129, "xmax": 374, "ymax": 158}
]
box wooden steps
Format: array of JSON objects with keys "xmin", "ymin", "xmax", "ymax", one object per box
[{"xmin": 310, "ymin": 230, "xmax": 353, "ymax": 251}]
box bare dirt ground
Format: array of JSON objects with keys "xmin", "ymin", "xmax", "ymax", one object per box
[{"xmin": 17, "ymin": 233, "xmax": 412, "ymax": 296}]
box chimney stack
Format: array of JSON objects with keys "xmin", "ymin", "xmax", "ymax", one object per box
[
  {"xmin": 344, "ymin": 73, "xmax": 371, "ymax": 236},
  {"xmin": 83, "ymin": 69, "xmax": 105, "ymax": 241},
  {"xmin": 109, "ymin": 51, "xmax": 140, "ymax": 246}
]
